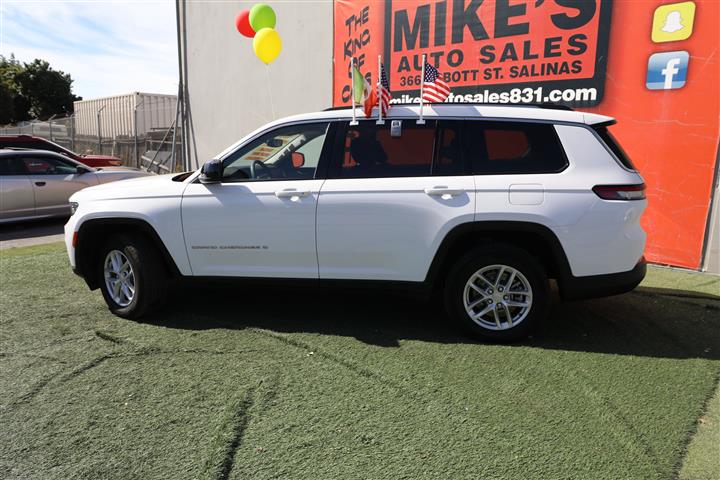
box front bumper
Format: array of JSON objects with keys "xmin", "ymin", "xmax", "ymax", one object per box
[
  {"xmin": 560, "ymin": 257, "xmax": 647, "ymax": 300},
  {"xmin": 63, "ymin": 217, "xmax": 78, "ymax": 270}
]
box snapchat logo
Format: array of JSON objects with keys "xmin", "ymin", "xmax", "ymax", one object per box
[{"xmin": 652, "ymin": 2, "xmax": 696, "ymax": 42}]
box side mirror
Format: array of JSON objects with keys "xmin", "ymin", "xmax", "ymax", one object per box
[
  {"xmin": 76, "ymin": 165, "xmax": 91, "ymax": 174},
  {"xmin": 291, "ymin": 152, "xmax": 305, "ymax": 168},
  {"xmin": 199, "ymin": 159, "xmax": 222, "ymax": 184}
]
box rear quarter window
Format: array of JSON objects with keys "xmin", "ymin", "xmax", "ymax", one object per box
[
  {"xmin": 594, "ymin": 126, "xmax": 637, "ymax": 171},
  {"xmin": 0, "ymin": 139, "xmax": 65, "ymax": 154},
  {"xmin": 463, "ymin": 121, "xmax": 568, "ymax": 175}
]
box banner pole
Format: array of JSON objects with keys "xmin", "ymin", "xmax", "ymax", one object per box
[
  {"xmin": 350, "ymin": 58, "xmax": 358, "ymax": 126},
  {"xmin": 417, "ymin": 54, "xmax": 426, "ymax": 124},
  {"xmin": 377, "ymin": 55, "xmax": 384, "ymax": 125}
]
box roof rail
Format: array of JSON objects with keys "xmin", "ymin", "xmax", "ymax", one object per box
[
  {"xmin": 323, "ymin": 103, "xmax": 574, "ymax": 112},
  {"xmin": 323, "ymin": 106, "xmax": 355, "ymax": 111}
]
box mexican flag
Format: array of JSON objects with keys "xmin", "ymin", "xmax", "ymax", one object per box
[{"xmin": 353, "ymin": 65, "xmax": 377, "ymax": 118}]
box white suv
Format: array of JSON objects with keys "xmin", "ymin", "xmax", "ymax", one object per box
[{"xmin": 64, "ymin": 104, "xmax": 647, "ymax": 341}]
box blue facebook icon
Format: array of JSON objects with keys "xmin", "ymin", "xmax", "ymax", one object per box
[{"xmin": 646, "ymin": 51, "xmax": 689, "ymax": 90}]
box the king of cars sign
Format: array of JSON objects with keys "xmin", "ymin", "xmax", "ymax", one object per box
[{"xmin": 333, "ymin": 0, "xmax": 612, "ymax": 107}]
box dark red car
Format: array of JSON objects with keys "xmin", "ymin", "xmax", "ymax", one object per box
[{"xmin": 0, "ymin": 135, "xmax": 122, "ymax": 167}]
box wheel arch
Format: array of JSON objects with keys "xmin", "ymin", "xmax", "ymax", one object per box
[
  {"xmin": 425, "ymin": 221, "xmax": 572, "ymax": 290},
  {"xmin": 75, "ymin": 218, "xmax": 182, "ymax": 290}
]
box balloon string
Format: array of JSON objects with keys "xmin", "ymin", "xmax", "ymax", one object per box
[{"xmin": 265, "ymin": 64, "xmax": 276, "ymax": 120}]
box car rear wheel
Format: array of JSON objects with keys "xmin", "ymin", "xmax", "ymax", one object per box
[
  {"xmin": 444, "ymin": 246, "xmax": 549, "ymax": 341},
  {"xmin": 98, "ymin": 234, "xmax": 167, "ymax": 319}
]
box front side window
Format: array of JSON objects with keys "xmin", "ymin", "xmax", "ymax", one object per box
[
  {"xmin": 464, "ymin": 121, "xmax": 567, "ymax": 175},
  {"xmin": 31, "ymin": 140, "xmax": 60, "ymax": 153},
  {"xmin": 23, "ymin": 156, "xmax": 77, "ymax": 174},
  {"xmin": 222, "ymin": 122, "xmax": 330, "ymax": 182},
  {"xmin": 331, "ymin": 120, "xmax": 436, "ymax": 179},
  {"xmin": 28, "ymin": 139, "xmax": 71, "ymax": 155}
]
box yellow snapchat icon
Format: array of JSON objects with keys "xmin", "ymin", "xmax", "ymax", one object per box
[{"xmin": 652, "ymin": 2, "xmax": 696, "ymax": 42}]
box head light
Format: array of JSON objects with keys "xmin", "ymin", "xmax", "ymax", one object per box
[{"xmin": 69, "ymin": 202, "xmax": 79, "ymax": 215}]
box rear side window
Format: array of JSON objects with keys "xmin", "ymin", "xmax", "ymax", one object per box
[
  {"xmin": 594, "ymin": 126, "xmax": 636, "ymax": 171},
  {"xmin": 0, "ymin": 139, "xmax": 49, "ymax": 151},
  {"xmin": 434, "ymin": 121, "xmax": 465, "ymax": 176},
  {"xmin": 464, "ymin": 121, "xmax": 567, "ymax": 175},
  {"xmin": 0, "ymin": 140, "xmax": 32, "ymax": 151},
  {"xmin": 330, "ymin": 120, "xmax": 467, "ymax": 179},
  {"xmin": 333, "ymin": 120, "xmax": 436, "ymax": 179},
  {"xmin": 0, "ymin": 139, "xmax": 70, "ymax": 156},
  {"xmin": 0, "ymin": 157, "xmax": 28, "ymax": 175}
]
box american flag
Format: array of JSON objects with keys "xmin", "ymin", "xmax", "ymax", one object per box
[
  {"xmin": 422, "ymin": 63, "xmax": 451, "ymax": 103},
  {"xmin": 379, "ymin": 63, "xmax": 392, "ymax": 114}
]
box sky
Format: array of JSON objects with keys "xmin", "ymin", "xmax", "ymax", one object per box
[{"xmin": 0, "ymin": 0, "xmax": 179, "ymax": 99}]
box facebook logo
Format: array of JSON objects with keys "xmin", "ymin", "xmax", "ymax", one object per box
[{"xmin": 646, "ymin": 51, "xmax": 689, "ymax": 90}]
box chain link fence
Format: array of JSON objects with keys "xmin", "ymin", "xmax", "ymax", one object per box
[{"xmin": 1, "ymin": 112, "xmax": 183, "ymax": 174}]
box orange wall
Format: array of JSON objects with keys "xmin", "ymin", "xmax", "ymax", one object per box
[{"xmin": 585, "ymin": 0, "xmax": 719, "ymax": 268}]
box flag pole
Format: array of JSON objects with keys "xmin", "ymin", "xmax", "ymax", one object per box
[
  {"xmin": 417, "ymin": 54, "xmax": 426, "ymax": 124},
  {"xmin": 350, "ymin": 58, "xmax": 358, "ymax": 126},
  {"xmin": 376, "ymin": 55, "xmax": 384, "ymax": 125}
]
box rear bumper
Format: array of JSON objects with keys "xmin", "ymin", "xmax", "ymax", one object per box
[{"xmin": 560, "ymin": 257, "xmax": 647, "ymax": 300}]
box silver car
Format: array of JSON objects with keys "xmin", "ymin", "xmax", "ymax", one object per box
[{"xmin": 0, "ymin": 149, "xmax": 152, "ymax": 223}]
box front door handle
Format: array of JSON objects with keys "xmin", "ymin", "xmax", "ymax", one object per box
[
  {"xmin": 35, "ymin": 181, "xmax": 46, "ymax": 187},
  {"xmin": 275, "ymin": 189, "xmax": 309, "ymax": 199},
  {"xmin": 424, "ymin": 186, "xmax": 463, "ymax": 196}
]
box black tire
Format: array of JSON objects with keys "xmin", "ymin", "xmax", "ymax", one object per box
[
  {"xmin": 98, "ymin": 234, "xmax": 167, "ymax": 319},
  {"xmin": 444, "ymin": 245, "xmax": 550, "ymax": 342}
]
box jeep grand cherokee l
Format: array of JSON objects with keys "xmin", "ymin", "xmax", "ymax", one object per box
[{"xmin": 64, "ymin": 104, "xmax": 647, "ymax": 341}]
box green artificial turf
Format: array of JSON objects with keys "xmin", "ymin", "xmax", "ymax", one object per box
[
  {"xmin": 679, "ymin": 385, "xmax": 720, "ymax": 480},
  {"xmin": 1, "ymin": 242, "xmax": 718, "ymax": 480}
]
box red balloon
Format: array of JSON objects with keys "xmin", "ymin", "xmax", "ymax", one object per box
[{"xmin": 235, "ymin": 10, "xmax": 255, "ymax": 38}]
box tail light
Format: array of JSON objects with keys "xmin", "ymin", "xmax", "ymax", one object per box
[{"xmin": 592, "ymin": 184, "xmax": 646, "ymax": 201}]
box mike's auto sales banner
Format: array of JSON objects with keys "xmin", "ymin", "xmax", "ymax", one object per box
[{"xmin": 333, "ymin": 0, "xmax": 720, "ymax": 270}]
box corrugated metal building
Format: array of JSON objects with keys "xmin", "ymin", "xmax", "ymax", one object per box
[{"xmin": 73, "ymin": 92, "xmax": 177, "ymax": 138}]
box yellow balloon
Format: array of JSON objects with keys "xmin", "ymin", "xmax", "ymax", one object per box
[{"xmin": 252, "ymin": 27, "xmax": 282, "ymax": 64}]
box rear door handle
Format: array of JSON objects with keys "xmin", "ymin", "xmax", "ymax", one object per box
[
  {"xmin": 35, "ymin": 181, "xmax": 46, "ymax": 187},
  {"xmin": 275, "ymin": 189, "xmax": 309, "ymax": 199},
  {"xmin": 424, "ymin": 186, "xmax": 463, "ymax": 196}
]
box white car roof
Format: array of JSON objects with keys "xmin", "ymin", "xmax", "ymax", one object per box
[{"xmin": 216, "ymin": 104, "xmax": 613, "ymax": 160}]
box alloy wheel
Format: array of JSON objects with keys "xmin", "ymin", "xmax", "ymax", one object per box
[
  {"xmin": 463, "ymin": 264, "xmax": 533, "ymax": 330},
  {"xmin": 103, "ymin": 250, "xmax": 135, "ymax": 307}
]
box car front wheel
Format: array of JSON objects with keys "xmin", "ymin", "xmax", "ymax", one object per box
[
  {"xmin": 98, "ymin": 234, "xmax": 167, "ymax": 319},
  {"xmin": 444, "ymin": 246, "xmax": 550, "ymax": 341}
]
